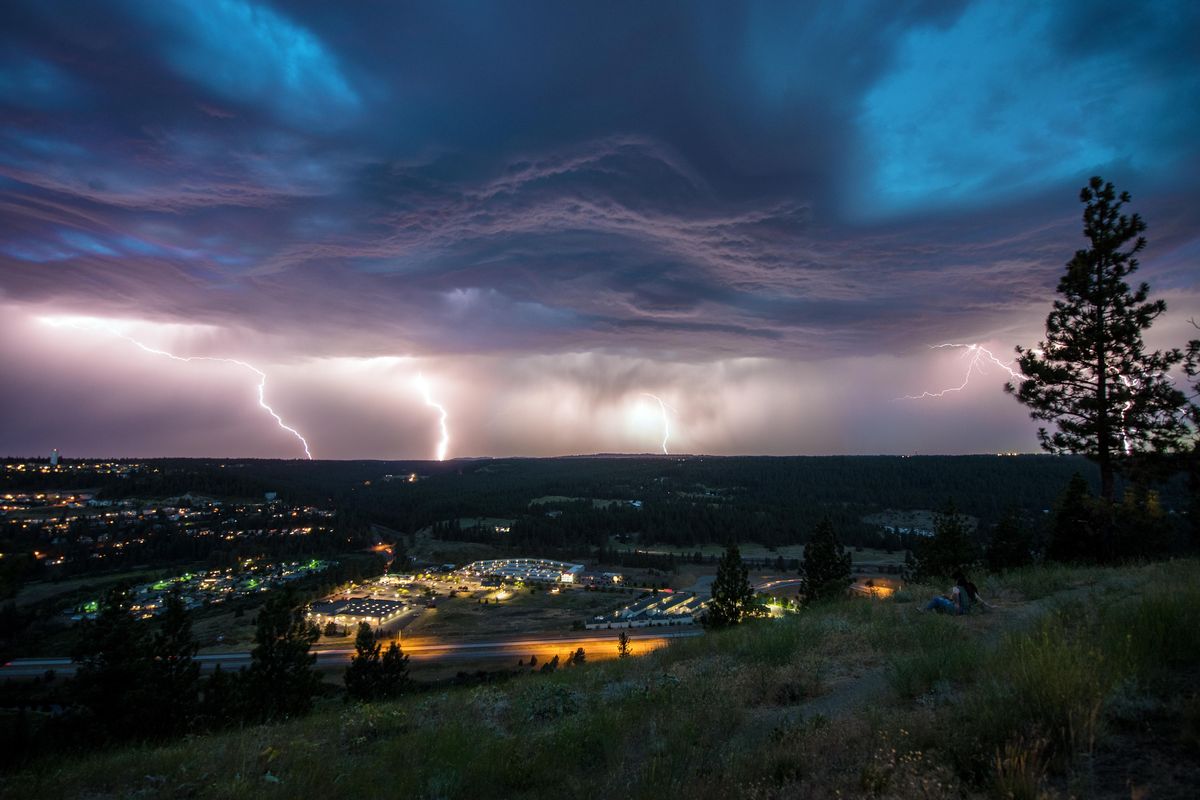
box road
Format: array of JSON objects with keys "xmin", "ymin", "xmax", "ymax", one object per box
[
  {"xmin": 1, "ymin": 628, "xmax": 702, "ymax": 678},
  {"xmin": 755, "ymin": 578, "xmax": 805, "ymax": 592}
]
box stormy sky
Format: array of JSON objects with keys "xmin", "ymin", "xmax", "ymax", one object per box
[{"xmin": 1, "ymin": 0, "xmax": 1198, "ymax": 459}]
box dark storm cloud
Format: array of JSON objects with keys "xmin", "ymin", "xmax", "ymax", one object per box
[{"xmin": 1, "ymin": 0, "xmax": 1197, "ymax": 456}]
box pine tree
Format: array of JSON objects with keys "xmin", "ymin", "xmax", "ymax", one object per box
[
  {"xmin": 1113, "ymin": 484, "xmax": 1172, "ymax": 560},
  {"xmin": 1048, "ymin": 472, "xmax": 1106, "ymax": 563},
  {"xmin": 800, "ymin": 517, "xmax": 851, "ymax": 602},
  {"xmin": 378, "ymin": 640, "xmax": 409, "ymax": 697},
  {"xmin": 1007, "ymin": 177, "xmax": 1188, "ymax": 502},
  {"xmin": 908, "ymin": 501, "xmax": 979, "ymax": 581},
  {"xmin": 984, "ymin": 509, "xmax": 1034, "ymax": 572},
  {"xmin": 1184, "ymin": 329, "xmax": 1200, "ymax": 545},
  {"xmin": 70, "ymin": 583, "xmax": 155, "ymax": 742},
  {"xmin": 344, "ymin": 622, "xmax": 382, "ymax": 701},
  {"xmin": 706, "ymin": 543, "xmax": 760, "ymax": 627},
  {"xmin": 244, "ymin": 590, "xmax": 321, "ymax": 720},
  {"xmin": 617, "ymin": 630, "xmax": 631, "ymax": 658},
  {"xmin": 148, "ymin": 587, "xmax": 199, "ymax": 735},
  {"xmin": 199, "ymin": 664, "xmax": 238, "ymax": 730}
]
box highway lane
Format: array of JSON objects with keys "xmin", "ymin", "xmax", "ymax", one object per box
[
  {"xmin": 756, "ymin": 578, "xmax": 805, "ymax": 592},
  {"xmin": 1, "ymin": 627, "xmax": 702, "ymax": 678}
]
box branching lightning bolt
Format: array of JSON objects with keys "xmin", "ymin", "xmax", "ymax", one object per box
[
  {"xmin": 903, "ymin": 342, "xmax": 1148, "ymax": 456},
  {"xmin": 641, "ymin": 393, "xmax": 675, "ymax": 455},
  {"xmin": 41, "ymin": 317, "xmax": 313, "ymax": 459},
  {"xmin": 1118, "ymin": 374, "xmax": 1135, "ymax": 456},
  {"xmin": 415, "ymin": 373, "xmax": 450, "ymax": 461},
  {"xmin": 897, "ymin": 343, "xmax": 1023, "ymax": 400}
]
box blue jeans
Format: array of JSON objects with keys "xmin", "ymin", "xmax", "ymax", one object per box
[{"xmin": 925, "ymin": 596, "xmax": 955, "ymax": 613}]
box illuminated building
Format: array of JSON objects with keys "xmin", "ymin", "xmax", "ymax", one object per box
[
  {"xmin": 460, "ymin": 558, "xmax": 584, "ymax": 584},
  {"xmin": 307, "ymin": 598, "xmax": 408, "ymax": 627}
]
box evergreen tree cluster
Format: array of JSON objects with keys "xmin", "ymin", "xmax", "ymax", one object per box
[
  {"xmin": 799, "ymin": 518, "xmax": 852, "ymax": 602},
  {"xmin": 3, "ymin": 586, "xmax": 326, "ymax": 765},
  {"xmin": 904, "ymin": 502, "xmax": 981, "ymax": 582},
  {"xmin": 344, "ymin": 622, "xmax": 409, "ymax": 702},
  {"xmin": 241, "ymin": 591, "xmax": 323, "ymax": 721},
  {"xmin": 983, "ymin": 510, "xmax": 1035, "ymax": 572},
  {"xmin": 706, "ymin": 544, "xmax": 762, "ymax": 626}
]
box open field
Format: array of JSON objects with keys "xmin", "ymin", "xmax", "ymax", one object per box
[
  {"xmin": 608, "ymin": 538, "xmax": 906, "ymax": 567},
  {"xmin": 451, "ymin": 516, "xmax": 515, "ymax": 530},
  {"xmin": 399, "ymin": 586, "xmax": 634, "ymax": 638},
  {"xmin": 862, "ymin": 508, "xmax": 980, "ymax": 533},
  {"xmin": 9, "ymin": 560, "xmax": 1197, "ymax": 798},
  {"xmin": 408, "ymin": 529, "xmax": 503, "ymax": 564},
  {"xmin": 529, "ymin": 495, "xmax": 624, "ymax": 508},
  {"xmin": 13, "ymin": 569, "xmax": 164, "ymax": 608},
  {"xmin": 190, "ymin": 607, "xmax": 262, "ymax": 652}
]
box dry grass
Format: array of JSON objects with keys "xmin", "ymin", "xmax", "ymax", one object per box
[{"xmin": 5, "ymin": 559, "xmax": 1198, "ymax": 799}]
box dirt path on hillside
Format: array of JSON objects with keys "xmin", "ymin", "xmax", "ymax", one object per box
[{"xmin": 747, "ymin": 583, "xmax": 1102, "ymax": 737}]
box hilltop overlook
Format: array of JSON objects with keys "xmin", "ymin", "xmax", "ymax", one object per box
[{"xmin": 5, "ymin": 559, "xmax": 1198, "ymax": 799}]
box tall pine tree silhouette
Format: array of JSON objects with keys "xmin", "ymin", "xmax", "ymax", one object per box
[
  {"xmin": 245, "ymin": 590, "xmax": 320, "ymax": 720},
  {"xmin": 1008, "ymin": 177, "xmax": 1187, "ymax": 502},
  {"xmin": 706, "ymin": 544, "xmax": 759, "ymax": 627},
  {"xmin": 800, "ymin": 517, "xmax": 851, "ymax": 602}
]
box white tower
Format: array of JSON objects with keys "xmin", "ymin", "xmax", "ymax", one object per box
[{"xmin": 50, "ymin": 448, "xmax": 60, "ymax": 466}]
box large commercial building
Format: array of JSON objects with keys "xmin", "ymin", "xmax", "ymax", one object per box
[
  {"xmin": 459, "ymin": 558, "xmax": 584, "ymax": 584},
  {"xmin": 585, "ymin": 592, "xmax": 705, "ymax": 629},
  {"xmin": 307, "ymin": 598, "xmax": 408, "ymax": 628}
]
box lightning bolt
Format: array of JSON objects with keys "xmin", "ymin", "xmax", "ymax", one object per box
[
  {"xmin": 904, "ymin": 341, "xmax": 1144, "ymax": 456},
  {"xmin": 641, "ymin": 393, "xmax": 675, "ymax": 455},
  {"xmin": 40, "ymin": 317, "xmax": 313, "ymax": 459},
  {"xmin": 897, "ymin": 343, "xmax": 1023, "ymax": 400},
  {"xmin": 415, "ymin": 373, "xmax": 450, "ymax": 461},
  {"xmin": 1118, "ymin": 374, "xmax": 1136, "ymax": 456}
]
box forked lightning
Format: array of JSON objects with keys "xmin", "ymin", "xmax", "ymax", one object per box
[
  {"xmin": 641, "ymin": 392, "xmax": 675, "ymax": 455},
  {"xmin": 415, "ymin": 373, "xmax": 450, "ymax": 461},
  {"xmin": 897, "ymin": 343, "xmax": 1022, "ymax": 400},
  {"xmin": 41, "ymin": 317, "xmax": 313, "ymax": 459}
]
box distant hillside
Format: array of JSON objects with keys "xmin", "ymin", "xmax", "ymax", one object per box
[{"xmin": 11, "ymin": 454, "xmax": 1187, "ymax": 552}]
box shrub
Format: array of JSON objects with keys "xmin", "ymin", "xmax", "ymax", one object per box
[
  {"xmin": 953, "ymin": 620, "xmax": 1114, "ymax": 777},
  {"xmin": 888, "ymin": 639, "xmax": 984, "ymax": 699},
  {"xmin": 1097, "ymin": 580, "xmax": 1200, "ymax": 680},
  {"xmin": 906, "ymin": 501, "xmax": 980, "ymax": 581}
]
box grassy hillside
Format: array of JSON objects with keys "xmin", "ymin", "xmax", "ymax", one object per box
[{"xmin": 5, "ymin": 560, "xmax": 1199, "ymax": 799}]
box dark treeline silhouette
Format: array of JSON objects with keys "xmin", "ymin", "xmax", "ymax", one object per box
[
  {"xmin": 6, "ymin": 454, "xmax": 1192, "ymax": 587},
  {"xmin": 0, "ymin": 584, "xmax": 402, "ymax": 768},
  {"xmin": 11, "ymin": 453, "xmax": 1179, "ymax": 538},
  {"xmin": 2, "ymin": 454, "xmax": 1132, "ymax": 536},
  {"xmin": 904, "ymin": 468, "xmax": 1192, "ymax": 580}
]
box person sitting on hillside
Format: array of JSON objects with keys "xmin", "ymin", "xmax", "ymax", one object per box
[
  {"xmin": 954, "ymin": 570, "xmax": 994, "ymax": 613},
  {"xmin": 923, "ymin": 582, "xmax": 967, "ymax": 614}
]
